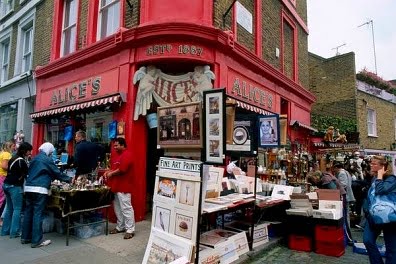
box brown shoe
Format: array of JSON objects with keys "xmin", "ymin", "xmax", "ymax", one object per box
[
  {"xmin": 123, "ymin": 232, "xmax": 134, "ymax": 239},
  {"xmin": 109, "ymin": 228, "xmax": 125, "ymax": 234}
]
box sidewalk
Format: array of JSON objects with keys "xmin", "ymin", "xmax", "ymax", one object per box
[{"xmin": 0, "ymin": 220, "xmax": 151, "ymax": 264}]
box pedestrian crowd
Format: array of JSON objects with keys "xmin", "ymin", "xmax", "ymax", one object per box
[{"xmin": 0, "ymin": 131, "xmax": 135, "ymax": 248}]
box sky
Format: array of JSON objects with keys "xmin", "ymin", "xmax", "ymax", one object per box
[{"xmin": 307, "ymin": 0, "xmax": 396, "ymax": 81}]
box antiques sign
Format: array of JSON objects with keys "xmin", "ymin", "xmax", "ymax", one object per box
[
  {"xmin": 133, "ymin": 65, "xmax": 215, "ymax": 120},
  {"xmin": 227, "ymin": 71, "xmax": 274, "ymax": 111}
]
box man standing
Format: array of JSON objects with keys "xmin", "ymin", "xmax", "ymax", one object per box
[
  {"xmin": 74, "ymin": 131, "xmax": 99, "ymax": 176},
  {"xmin": 104, "ymin": 137, "xmax": 135, "ymax": 239}
]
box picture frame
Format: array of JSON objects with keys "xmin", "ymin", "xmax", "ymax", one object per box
[
  {"xmin": 258, "ymin": 114, "xmax": 280, "ymax": 148},
  {"xmin": 153, "ymin": 175, "xmax": 178, "ymax": 205},
  {"xmin": 203, "ymin": 89, "xmax": 226, "ymax": 164},
  {"xmin": 157, "ymin": 102, "xmax": 202, "ymax": 149},
  {"xmin": 175, "ymin": 179, "xmax": 201, "ymax": 211},
  {"xmin": 152, "ymin": 201, "xmax": 173, "ymax": 233},
  {"xmin": 173, "ymin": 208, "xmax": 198, "ymax": 241},
  {"xmin": 226, "ymin": 113, "xmax": 257, "ymax": 154},
  {"xmin": 143, "ymin": 228, "xmax": 194, "ymax": 264},
  {"xmin": 205, "ymin": 166, "xmax": 225, "ymax": 198}
]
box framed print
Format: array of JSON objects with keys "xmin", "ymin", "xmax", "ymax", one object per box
[
  {"xmin": 173, "ymin": 208, "xmax": 198, "ymax": 241},
  {"xmin": 152, "ymin": 202, "xmax": 173, "ymax": 233},
  {"xmin": 175, "ymin": 179, "xmax": 201, "ymax": 211},
  {"xmin": 153, "ymin": 175, "xmax": 178, "ymax": 204},
  {"xmin": 258, "ymin": 114, "xmax": 280, "ymax": 148},
  {"xmin": 157, "ymin": 102, "xmax": 202, "ymax": 149},
  {"xmin": 226, "ymin": 113, "xmax": 257, "ymax": 154},
  {"xmin": 203, "ymin": 89, "xmax": 226, "ymax": 164},
  {"xmin": 143, "ymin": 228, "xmax": 194, "ymax": 264},
  {"xmin": 205, "ymin": 166, "xmax": 224, "ymax": 198}
]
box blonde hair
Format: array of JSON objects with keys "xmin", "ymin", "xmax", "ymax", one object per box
[
  {"xmin": 1, "ymin": 141, "xmax": 14, "ymax": 153},
  {"xmin": 372, "ymin": 155, "xmax": 393, "ymax": 177}
]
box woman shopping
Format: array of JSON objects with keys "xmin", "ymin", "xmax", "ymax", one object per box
[
  {"xmin": 363, "ymin": 155, "xmax": 396, "ymax": 264},
  {"xmin": 1, "ymin": 142, "xmax": 32, "ymax": 237}
]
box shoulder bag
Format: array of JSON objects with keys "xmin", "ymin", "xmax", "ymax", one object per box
[{"xmin": 368, "ymin": 180, "xmax": 396, "ymax": 224}]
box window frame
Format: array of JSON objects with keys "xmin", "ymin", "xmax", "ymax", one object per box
[
  {"xmin": 60, "ymin": 0, "xmax": 78, "ymax": 56},
  {"xmin": 367, "ymin": 108, "xmax": 377, "ymax": 137},
  {"xmin": 0, "ymin": 29, "xmax": 12, "ymax": 84},
  {"xmin": 96, "ymin": 0, "xmax": 120, "ymax": 41},
  {"xmin": 0, "ymin": 0, "xmax": 14, "ymax": 18},
  {"xmin": 15, "ymin": 9, "xmax": 35, "ymax": 76}
]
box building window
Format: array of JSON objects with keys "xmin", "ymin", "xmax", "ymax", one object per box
[
  {"xmin": 0, "ymin": 103, "xmax": 18, "ymax": 143},
  {"xmin": 61, "ymin": 0, "xmax": 77, "ymax": 56},
  {"xmin": 0, "ymin": 0, "xmax": 14, "ymax": 18},
  {"xmin": 15, "ymin": 11, "xmax": 35, "ymax": 75},
  {"xmin": 97, "ymin": 0, "xmax": 120, "ymax": 40},
  {"xmin": 0, "ymin": 35, "xmax": 11, "ymax": 83},
  {"xmin": 367, "ymin": 108, "xmax": 377, "ymax": 137}
]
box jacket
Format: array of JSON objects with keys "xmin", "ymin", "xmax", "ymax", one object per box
[
  {"xmin": 25, "ymin": 151, "xmax": 71, "ymax": 195},
  {"xmin": 74, "ymin": 140, "xmax": 100, "ymax": 175},
  {"xmin": 336, "ymin": 169, "xmax": 356, "ymax": 202},
  {"xmin": 4, "ymin": 154, "xmax": 28, "ymax": 186}
]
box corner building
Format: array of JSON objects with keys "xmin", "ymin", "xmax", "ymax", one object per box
[{"xmin": 31, "ymin": 0, "xmax": 315, "ymax": 221}]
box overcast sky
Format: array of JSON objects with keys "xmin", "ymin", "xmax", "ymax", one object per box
[{"xmin": 307, "ymin": 0, "xmax": 396, "ymax": 81}]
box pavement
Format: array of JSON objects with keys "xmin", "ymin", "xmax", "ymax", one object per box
[{"xmin": 0, "ymin": 222, "xmax": 379, "ymax": 264}]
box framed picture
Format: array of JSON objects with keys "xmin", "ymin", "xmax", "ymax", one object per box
[
  {"xmin": 203, "ymin": 89, "xmax": 226, "ymax": 164},
  {"xmin": 157, "ymin": 102, "xmax": 202, "ymax": 149},
  {"xmin": 173, "ymin": 208, "xmax": 198, "ymax": 241},
  {"xmin": 226, "ymin": 113, "xmax": 257, "ymax": 154},
  {"xmin": 152, "ymin": 202, "xmax": 173, "ymax": 233},
  {"xmin": 258, "ymin": 114, "xmax": 280, "ymax": 148},
  {"xmin": 143, "ymin": 228, "xmax": 194, "ymax": 264},
  {"xmin": 175, "ymin": 179, "xmax": 201, "ymax": 211},
  {"xmin": 153, "ymin": 175, "xmax": 178, "ymax": 204},
  {"xmin": 205, "ymin": 167, "xmax": 224, "ymax": 198}
]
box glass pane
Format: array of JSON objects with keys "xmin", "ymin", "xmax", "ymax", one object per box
[
  {"xmin": 100, "ymin": 9, "xmax": 109, "ymax": 38},
  {"xmin": 23, "ymin": 29, "xmax": 32, "ymax": 54},
  {"xmin": 2, "ymin": 42, "xmax": 9, "ymax": 64},
  {"xmin": 23, "ymin": 53, "xmax": 31, "ymax": 71}
]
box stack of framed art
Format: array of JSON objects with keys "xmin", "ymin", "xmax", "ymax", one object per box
[{"xmin": 143, "ymin": 157, "xmax": 202, "ymax": 264}]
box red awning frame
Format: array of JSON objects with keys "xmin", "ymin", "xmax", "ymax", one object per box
[
  {"xmin": 30, "ymin": 93, "xmax": 125, "ymax": 119},
  {"xmin": 227, "ymin": 97, "xmax": 274, "ymax": 116},
  {"xmin": 290, "ymin": 120, "xmax": 318, "ymax": 133}
]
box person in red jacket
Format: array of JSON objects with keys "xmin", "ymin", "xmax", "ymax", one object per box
[{"xmin": 104, "ymin": 137, "xmax": 135, "ymax": 239}]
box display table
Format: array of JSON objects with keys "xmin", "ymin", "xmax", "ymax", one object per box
[{"xmin": 47, "ymin": 187, "xmax": 114, "ymax": 245}]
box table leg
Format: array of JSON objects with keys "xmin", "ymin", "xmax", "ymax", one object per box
[
  {"xmin": 66, "ymin": 215, "xmax": 70, "ymax": 246},
  {"xmin": 105, "ymin": 207, "xmax": 109, "ymax": 235}
]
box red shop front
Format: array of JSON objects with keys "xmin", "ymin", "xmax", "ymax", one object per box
[{"xmin": 31, "ymin": 24, "xmax": 315, "ymax": 222}]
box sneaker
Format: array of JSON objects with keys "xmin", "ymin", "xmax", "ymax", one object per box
[
  {"xmin": 31, "ymin": 239, "xmax": 51, "ymax": 248},
  {"xmin": 21, "ymin": 239, "xmax": 31, "ymax": 244}
]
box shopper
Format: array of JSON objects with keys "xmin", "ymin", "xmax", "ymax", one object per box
[
  {"xmin": 21, "ymin": 142, "xmax": 72, "ymax": 248},
  {"xmin": 104, "ymin": 137, "xmax": 135, "ymax": 239},
  {"xmin": 1, "ymin": 142, "xmax": 33, "ymax": 238},
  {"xmin": 0, "ymin": 141, "xmax": 15, "ymax": 226},
  {"xmin": 334, "ymin": 162, "xmax": 355, "ymax": 244},
  {"xmin": 363, "ymin": 155, "xmax": 396, "ymax": 264},
  {"xmin": 74, "ymin": 130, "xmax": 100, "ymax": 176}
]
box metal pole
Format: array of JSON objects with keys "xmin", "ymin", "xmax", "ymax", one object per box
[{"xmin": 370, "ymin": 20, "xmax": 378, "ymax": 74}]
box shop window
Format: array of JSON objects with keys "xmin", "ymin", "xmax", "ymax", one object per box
[
  {"xmin": 85, "ymin": 111, "xmax": 112, "ymax": 144},
  {"xmin": 0, "ymin": 34, "xmax": 11, "ymax": 84},
  {"xmin": 0, "ymin": 103, "xmax": 18, "ymax": 143},
  {"xmin": 367, "ymin": 108, "xmax": 377, "ymax": 137},
  {"xmin": 61, "ymin": 0, "xmax": 77, "ymax": 56},
  {"xmin": 15, "ymin": 10, "xmax": 35, "ymax": 75},
  {"xmin": 0, "ymin": 0, "xmax": 14, "ymax": 18},
  {"xmin": 97, "ymin": 0, "xmax": 120, "ymax": 40}
]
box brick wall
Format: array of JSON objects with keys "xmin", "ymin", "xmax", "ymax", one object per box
[
  {"xmin": 283, "ymin": 21, "xmax": 293, "ymax": 80},
  {"xmin": 7, "ymin": 25, "xmax": 18, "ymax": 79},
  {"xmin": 33, "ymin": 0, "xmax": 54, "ymax": 68},
  {"xmin": 308, "ymin": 52, "xmax": 357, "ymax": 119},
  {"xmin": 235, "ymin": 0, "xmax": 254, "ymax": 53},
  {"xmin": 78, "ymin": 0, "xmax": 89, "ymax": 50},
  {"xmin": 124, "ymin": 0, "xmax": 140, "ymax": 28},
  {"xmin": 262, "ymin": 0, "xmax": 281, "ymax": 69},
  {"xmin": 357, "ymin": 91, "xmax": 396, "ymax": 150}
]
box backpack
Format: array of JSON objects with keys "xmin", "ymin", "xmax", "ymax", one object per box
[{"xmin": 368, "ymin": 179, "xmax": 396, "ymax": 224}]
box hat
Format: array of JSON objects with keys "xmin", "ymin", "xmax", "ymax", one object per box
[{"xmin": 39, "ymin": 142, "xmax": 55, "ymax": 156}]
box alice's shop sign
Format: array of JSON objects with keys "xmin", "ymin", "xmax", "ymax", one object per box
[{"xmin": 49, "ymin": 77, "xmax": 101, "ymax": 106}]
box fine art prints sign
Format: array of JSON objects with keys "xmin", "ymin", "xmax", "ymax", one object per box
[{"xmin": 133, "ymin": 65, "xmax": 215, "ymax": 120}]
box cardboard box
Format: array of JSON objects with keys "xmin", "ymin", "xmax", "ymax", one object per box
[
  {"xmin": 319, "ymin": 200, "xmax": 343, "ymax": 216},
  {"xmin": 316, "ymin": 189, "xmax": 340, "ymax": 201},
  {"xmin": 312, "ymin": 209, "xmax": 342, "ymax": 220},
  {"xmin": 286, "ymin": 194, "xmax": 313, "ymax": 217}
]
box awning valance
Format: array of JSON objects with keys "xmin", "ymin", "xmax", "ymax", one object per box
[
  {"xmin": 228, "ymin": 98, "xmax": 273, "ymax": 115},
  {"xmin": 30, "ymin": 93, "xmax": 124, "ymax": 119},
  {"xmin": 290, "ymin": 120, "xmax": 318, "ymax": 132}
]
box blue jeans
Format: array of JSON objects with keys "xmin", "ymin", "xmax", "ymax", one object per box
[
  {"xmin": 1, "ymin": 184, "xmax": 23, "ymax": 238},
  {"xmin": 363, "ymin": 220, "xmax": 396, "ymax": 264},
  {"xmin": 21, "ymin": 192, "xmax": 47, "ymax": 246}
]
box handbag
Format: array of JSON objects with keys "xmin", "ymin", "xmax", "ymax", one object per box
[{"xmin": 368, "ymin": 180, "xmax": 396, "ymax": 224}]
